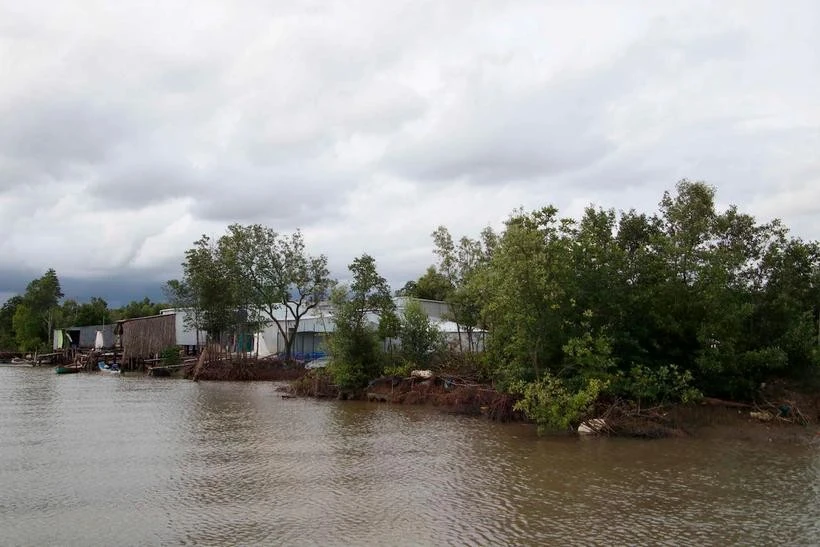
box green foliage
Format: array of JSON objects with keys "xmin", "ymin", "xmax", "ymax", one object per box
[
  {"xmin": 327, "ymin": 299, "xmax": 382, "ymax": 390},
  {"xmin": 618, "ymin": 364, "xmax": 701, "ymax": 409},
  {"xmin": 396, "ymin": 266, "xmax": 453, "ymax": 300},
  {"xmin": 13, "ymin": 304, "xmax": 43, "ymax": 351},
  {"xmin": 112, "ymin": 298, "xmax": 165, "ymax": 320},
  {"xmin": 23, "ymin": 269, "xmax": 64, "ymax": 312},
  {"xmin": 377, "ymin": 308, "xmax": 401, "ymax": 341},
  {"xmin": 59, "ymin": 297, "xmax": 109, "ymax": 326},
  {"xmin": 164, "ymin": 234, "xmax": 241, "ymax": 343},
  {"xmin": 0, "ymin": 296, "xmax": 21, "ymax": 350},
  {"xmin": 432, "ymin": 225, "xmax": 495, "ymax": 351},
  {"xmin": 12, "ymin": 269, "xmax": 64, "ymax": 351},
  {"xmin": 383, "ymin": 358, "xmax": 413, "ymax": 378},
  {"xmin": 561, "ymin": 325, "xmax": 617, "ymax": 386},
  {"xmin": 218, "ymin": 224, "xmax": 335, "ymax": 360},
  {"xmin": 160, "ymin": 346, "xmax": 181, "ymax": 366},
  {"xmin": 483, "ymin": 206, "xmax": 576, "ymax": 387},
  {"xmin": 429, "ymin": 180, "xmax": 819, "ymax": 406},
  {"xmin": 399, "ymin": 299, "xmax": 444, "ymax": 368},
  {"xmin": 512, "ymin": 374, "xmax": 607, "ymax": 433},
  {"xmin": 327, "ymin": 254, "xmax": 394, "ymax": 390}
]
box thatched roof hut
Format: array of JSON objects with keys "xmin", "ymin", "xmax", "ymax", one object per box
[{"xmin": 117, "ymin": 314, "xmax": 175, "ymax": 363}]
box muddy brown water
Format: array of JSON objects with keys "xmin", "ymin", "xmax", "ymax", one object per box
[{"xmin": 1, "ymin": 367, "xmax": 817, "ymax": 546}]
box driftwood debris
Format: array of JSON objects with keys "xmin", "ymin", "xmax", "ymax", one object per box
[
  {"xmin": 701, "ymin": 397, "xmax": 753, "ymax": 409},
  {"xmin": 751, "ymin": 399, "xmax": 811, "ymax": 426},
  {"xmin": 190, "ymin": 345, "xmax": 215, "ymax": 381}
]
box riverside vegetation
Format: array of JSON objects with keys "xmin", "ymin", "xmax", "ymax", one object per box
[{"xmin": 2, "ymin": 181, "xmax": 818, "ymax": 435}]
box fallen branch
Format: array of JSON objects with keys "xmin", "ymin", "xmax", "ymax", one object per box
[{"xmin": 701, "ymin": 397, "xmax": 753, "ymax": 409}]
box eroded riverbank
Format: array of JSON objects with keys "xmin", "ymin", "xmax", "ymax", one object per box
[{"xmin": 287, "ymin": 368, "xmax": 820, "ymax": 443}]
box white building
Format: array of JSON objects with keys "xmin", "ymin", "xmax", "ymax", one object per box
[
  {"xmin": 159, "ymin": 308, "xmax": 208, "ymax": 348},
  {"xmin": 253, "ymin": 297, "xmax": 485, "ymax": 358},
  {"xmin": 157, "ymin": 297, "xmax": 485, "ymax": 358}
]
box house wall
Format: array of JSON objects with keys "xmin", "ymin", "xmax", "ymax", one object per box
[
  {"xmin": 394, "ymin": 297, "xmax": 452, "ymax": 320},
  {"xmin": 121, "ymin": 314, "xmax": 176, "ymax": 361},
  {"xmin": 254, "ymin": 315, "xmax": 333, "ymax": 358},
  {"xmin": 255, "ymin": 327, "xmax": 279, "ymax": 357},
  {"xmin": 53, "ymin": 324, "xmax": 115, "ymax": 350},
  {"xmin": 158, "ymin": 308, "xmax": 213, "ymax": 347},
  {"xmin": 252, "ymin": 298, "xmax": 484, "ymax": 356},
  {"xmin": 442, "ymin": 330, "xmax": 486, "ymax": 352},
  {"xmin": 155, "ymin": 298, "xmax": 473, "ymax": 358},
  {"xmin": 171, "ymin": 310, "xmax": 207, "ymax": 346}
]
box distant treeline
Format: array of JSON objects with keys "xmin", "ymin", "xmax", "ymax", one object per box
[{"xmin": 0, "ymin": 279, "xmax": 165, "ymax": 351}]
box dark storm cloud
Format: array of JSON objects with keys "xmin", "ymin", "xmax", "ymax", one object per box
[
  {"xmin": 0, "ymin": 266, "xmax": 168, "ymax": 308},
  {"xmin": 59, "ymin": 275, "xmax": 168, "ymax": 308},
  {"xmin": 0, "ymin": 268, "xmax": 32, "ymax": 296}
]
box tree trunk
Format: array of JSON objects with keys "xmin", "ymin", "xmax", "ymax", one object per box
[
  {"xmin": 47, "ymin": 309, "xmax": 53, "ymax": 351},
  {"xmin": 456, "ymin": 322, "xmax": 463, "ymax": 352},
  {"xmin": 285, "ymin": 315, "xmax": 302, "ymax": 362}
]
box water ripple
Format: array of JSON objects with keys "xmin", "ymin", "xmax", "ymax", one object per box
[{"xmin": 0, "ymin": 368, "xmax": 818, "ymax": 546}]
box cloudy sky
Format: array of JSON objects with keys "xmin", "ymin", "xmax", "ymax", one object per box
[{"xmin": 1, "ymin": 0, "xmax": 818, "ymax": 305}]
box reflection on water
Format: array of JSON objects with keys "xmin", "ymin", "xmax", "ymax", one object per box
[{"xmin": 1, "ymin": 367, "xmax": 818, "ymax": 546}]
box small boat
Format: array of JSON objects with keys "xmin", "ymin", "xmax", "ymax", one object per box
[
  {"xmin": 56, "ymin": 365, "xmax": 83, "ymax": 374},
  {"xmin": 1, "ymin": 358, "xmax": 33, "ymax": 367},
  {"xmin": 98, "ymin": 362, "xmax": 121, "ymax": 374}
]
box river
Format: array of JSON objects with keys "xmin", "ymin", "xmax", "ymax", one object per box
[{"xmin": 0, "ymin": 367, "xmax": 817, "ymax": 546}]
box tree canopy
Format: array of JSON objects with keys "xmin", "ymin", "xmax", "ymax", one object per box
[
  {"xmin": 465, "ymin": 181, "xmax": 819, "ymax": 403},
  {"xmin": 164, "ymin": 224, "xmax": 335, "ymax": 358},
  {"xmin": 218, "ymin": 224, "xmax": 335, "ymax": 360},
  {"xmin": 12, "ymin": 269, "xmax": 63, "ymax": 351},
  {"xmin": 396, "ymin": 266, "xmax": 453, "ymax": 301}
]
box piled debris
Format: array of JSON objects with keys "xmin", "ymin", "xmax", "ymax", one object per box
[{"xmin": 184, "ymin": 345, "xmax": 307, "ymax": 381}]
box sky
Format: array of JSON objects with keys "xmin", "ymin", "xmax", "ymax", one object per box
[{"xmin": 1, "ymin": 0, "xmax": 819, "ymax": 306}]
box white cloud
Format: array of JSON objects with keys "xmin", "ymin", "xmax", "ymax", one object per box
[{"xmin": 0, "ymin": 0, "xmax": 818, "ymax": 302}]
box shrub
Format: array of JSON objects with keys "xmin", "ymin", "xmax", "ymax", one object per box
[
  {"xmin": 161, "ymin": 346, "xmax": 181, "ymax": 366},
  {"xmin": 619, "ymin": 364, "xmax": 701, "ymax": 409},
  {"xmin": 383, "ymin": 358, "xmax": 413, "ymax": 378},
  {"xmin": 399, "ymin": 300, "xmax": 444, "ymax": 369},
  {"xmin": 328, "ymin": 325, "xmax": 382, "ymax": 391},
  {"xmin": 512, "ymin": 373, "xmax": 607, "ymax": 433}
]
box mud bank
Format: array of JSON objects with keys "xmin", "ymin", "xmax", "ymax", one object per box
[
  {"xmin": 664, "ymin": 401, "xmax": 820, "ymax": 444},
  {"xmin": 291, "ymin": 371, "xmax": 520, "ymax": 421},
  {"xmin": 289, "ymin": 371, "xmax": 820, "ymax": 442}
]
